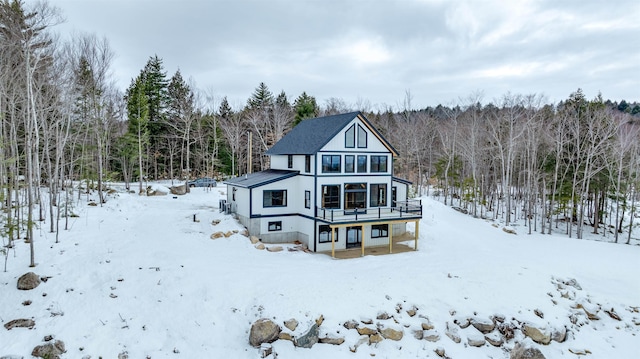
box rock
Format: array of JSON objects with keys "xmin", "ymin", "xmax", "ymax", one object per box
[
  {"xmin": 576, "ymin": 303, "xmax": 600, "ymax": 320},
  {"xmin": 118, "ymin": 352, "xmax": 128, "ymax": 359},
  {"xmin": 380, "ymin": 327, "xmax": 403, "ymax": 341},
  {"xmin": 319, "ymin": 336, "xmax": 345, "ymax": 345},
  {"xmin": 604, "ymin": 308, "xmax": 621, "ymax": 321},
  {"xmin": 361, "ymin": 318, "xmax": 373, "ymax": 325},
  {"xmin": 369, "ymin": 333, "xmax": 384, "ymax": 344},
  {"xmin": 278, "ymin": 332, "xmax": 293, "ymax": 341},
  {"xmin": 315, "ymin": 314, "xmax": 324, "ymax": 326},
  {"xmin": 356, "ymin": 326, "xmax": 377, "ymax": 336},
  {"xmin": 510, "ymin": 343, "xmax": 546, "ymax": 359},
  {"xmin": 376, "ymin": 312, "xmax": 390, "ymax": 320},
  {"xmin": 471, "ymin": 317, "xmax": 495, "ymax": 333},
  {"xmin": 266, "ymin": 246, "xmax": 283, "ymax": 252},
  {"xmin": 17, "ymin": 272, "xmax": 41, "ymax": 290},
  {"xmin": 434, "ymin": 347, "xmax": 446, "ymax": 357},
  {"xmin": 534, "ymin": 309, "xmax": 544, "ymax": 319},
  {"xmin": 562, "ymin": 278, "xmax": 582, "ymax": 290},
  {"xmin": 467, "ymin": 334, "xmax": 486, "ymax": 347},
  {"xmin": 31, "ymin": 340, "xmax": 65, "ymax": 359},
  {"xmin": 421, "ymin": 320, "xmax": 435, "ymax": 330},
  {"xmin": 259, "ymin": 343, "xmax": 272, "ymax": 358},
  {"xmin": 568, "ymin": 348, "xmax": 592, "ymax": 355},
  {"xmin": 343, "ymin": 320, "xmax": 359, "ymax": 330},
  {"xmin": 294, "ymin": 323, "xmax": 319, "ymax": 349},
  {"xmin": 445, "ymin": 323, "xmax": 461, "ymax": 343},
  {"xmin": 349, "ymin": 336, "xmax": 369, "ymax": 353},
  {"xmin": 169, "ymin": 185, "xmax": 187, "ymax": 195},
  {"xmin": 454, "ymin": 316, "xmax": 470, "ymax": 328},
  {"xmin": 0, "ymin": 355, "xmax": 25, "ymax": 359},
  {"xmin": 250, "ymin": 236, "xmax": 260, "ymax": 244},
  {"xmin": 522, "ymin": 323, "xmax": 551, "ymax": 345},
  {"xmin": 224, "ymin": 231, "xmax": 233, "ymax": 237},
  {"xmin": 249, "ymin": 318, "xmax": 281, "ymax": 347},
  {"xmin": 406, "ymin": 307, "xmax": 418, "ymax": 317},
  {"xmin": 424, "ymin": 330, "xmax": 440, "ymax": 342},
  {"xmin": 413, "ymin": 329, "xmax": 424, "ymax": 340},
  {"xmin": 498, "ymin": 322, "xmax": 516, "ymax": 340},
  {"xmin": 284, "ymin": 318, "xmax": 298, "ymax": 331},
  {"xmin": 4, "ymin": 319, "xmax": 35, "ymax": 330},
  {"xmin": 210, "ymin": 232, "xmax": 224, "ymax": 239},
  {"xmin": 211, "ymin": 219, "xmax": 221, "ymax": 225},
  {"xmin": 502, "ymin": 227, "xmax": 517, "ymax": 234},
  {"xmin": 551, "ymin": 326, "xmax": 567, "ymax": 343},
  {"xmin": 485, "ymin": 332, "xmax": 504, "ymax": 347},
  {"xmin": 255, "ymin": 243, "xmax": 265, "ymax": 250}
]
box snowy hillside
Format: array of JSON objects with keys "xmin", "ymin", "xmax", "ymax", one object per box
[{"xmin": 1, "ymin": 185, "xmax": 638, "ymax": 358}]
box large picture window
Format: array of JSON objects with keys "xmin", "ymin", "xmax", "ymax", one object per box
[
  {"xmin": 371, "ymin": 224, "xmax": 388, "ymax": 238},
  {"xmin": 370, "ymin": 183, "xmax": 387, "ymax": 207},
  {"xmin": 322, "ymin": 185, "xmax": 340, "ymax": 209},
  {"xmin": 322, "ymin": 155, "xmax": 341, "ymax": 173},
  {"xmin": 263, "ymin": 190, "xmax": 287, "ymax": 207},
  {"xmin": 345, "ymin": 125, "xmax": 355, "ymax": 148},
  {"xmin": 345, "ymin": 183, "xmax": 366, "ymax": 210},
  {"xmin": 370, "ymin": 155, "xmax": 387, "ymax": 172}
]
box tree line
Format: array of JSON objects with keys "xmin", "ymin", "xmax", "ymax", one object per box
[{"xmin": 1, "ymin": 1, "xmax": 638, "ymax": 268}]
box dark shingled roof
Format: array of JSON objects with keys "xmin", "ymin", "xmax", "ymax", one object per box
[
  {"xmin": 223, "ymin": 169, "xmax": 299, "ymax": 189},
  {"xmin": 265, "ymin": 111, "xmax": 361, "ymax": 155}
]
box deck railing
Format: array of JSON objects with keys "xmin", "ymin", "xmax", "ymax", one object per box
[{"xmin": 314, "ymin": 199, "xmax": 422, "ymax": 223}]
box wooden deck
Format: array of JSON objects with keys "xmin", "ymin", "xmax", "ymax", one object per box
[{"xmin": 319, "ymin": 232, "xmax": 417, "ymax": 259}]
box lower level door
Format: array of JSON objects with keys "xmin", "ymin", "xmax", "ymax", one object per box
[{"xmin": 346, "ymin": 226, "xmax": 362, "ymax": 248}]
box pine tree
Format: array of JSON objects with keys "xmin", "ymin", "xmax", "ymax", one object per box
[{"xmin": 293, "ymin": 91, "xmax": 318, "ymax": 126}]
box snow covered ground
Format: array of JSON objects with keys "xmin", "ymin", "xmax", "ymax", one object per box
[{"xmin": 1, "ymin": 184, "xmax": 638, "ymax": 358}]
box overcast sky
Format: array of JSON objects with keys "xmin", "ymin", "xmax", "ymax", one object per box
[{"xmin": 53, "ymin": 0, "xmax": 639, "ymax": 110}]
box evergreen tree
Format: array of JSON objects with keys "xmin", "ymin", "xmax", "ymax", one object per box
[
  {"xmin": 125, "ymin": 76, "xmax": 150, "ymax": 194},
  {"xmin": 246, "ymin": 82, "xmax": 274, "ymax": 110},
  {"xmin": 293, "ymin": 91, "xmax": 318, "ymax": 126}
]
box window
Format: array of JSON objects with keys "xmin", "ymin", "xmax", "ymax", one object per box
[
  {"xmin": 357, "ymin": 125, "xmax": 367, "ymax": 148},
  {"xmin": 305, "ymin": 155, "xmax": 311, "ymax": 173},
  {"xmin": 345, "ymin": 183, "xmax": 366, "ymax": 209},
  {"xmin": 263, "ymin": 190, "xmax": 287, "ymax": 207},
  {"xmin": 357, "ymin": 155, "xmax": 367, "ymax": 173},
  {"xmin": 371, "ymin": 224, "xmax": 388, "ymax": 238},
  {"xmin": 392, "ymin": 186, "xmax": 397, "ymax": 206},
  {"xmin": 345, "ymin": 155, "xmax": 355, "ymax": 173},
  {"xmin": 268, "ymin": 221, "xmax": 282, "ymax": 231},
  {"xmin": 288, "ymin": 155, "xmax": 293, "ymax": 168},
  {"xmin": 322, "ymin": 155, "xmax": 341, "ymax": 173},
  {"xmin": 305, "ymin": 190, "xmax": 311, "ymax": 209},
  {"xmin": 370, "ymin": 184, "xmax": 387, "ymax": 207},
  {"xmin": 345, "ymin": 124, "xmax": 355, "ymax": 148},
  {"xmin": 322, "ymin": 185, "xmax": 340, "ymax": 209},
  {"xmin": 370, "ymin": 155, "xmax": 387, "ymax": 172},
  {"xmin": 319, "ymin": 225, "xmax": 338, "ymax": 243},
  {"xmin": 232, "ymin": 187, "xmax": 237, "ymax": 201}
]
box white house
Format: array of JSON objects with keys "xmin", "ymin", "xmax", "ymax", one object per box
[{"xmin": 224, "ymin": 111, "xmax": 422, "ymax": 257}]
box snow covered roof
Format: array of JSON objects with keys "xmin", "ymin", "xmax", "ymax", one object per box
[{"xmin": 223, "ymin": 169, "xmax": 299, "ymax": 189}]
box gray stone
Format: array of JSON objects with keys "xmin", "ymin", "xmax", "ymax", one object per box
[
  {"xmin": 31, "ymin": 340, "xmax": 65, "ymax": 359},
  {"xmin": 552, "ymin": 326, "xmax": 567, "ymax": 343},
  {"xmin": 445, "ymin": 323, "xmax": 461, "ymax": 343},
  {"xmin": 255, "ymin": 243, "xmax": 265, "ymax": 250},
  {"xmin": 250, "ymin": 236, "xmax": 260, "ymax": 244},
  {"xmin": 421, "ymin": 320, "xmax": 435, "ymax": 330},
  {"xmin": 249, "ymin": 318, "xmax": 281, "ymax": 347},
  {"xmin": 259, "ymin": 343, "xmax": 272, "ymax": 358},
  {"xmin": 17, "ymin": 272, "xmax": 41, "ymax": 290},
  {"xmin": 522, "ymin": 323, "xmax": 551, "ymax": 345},
  {"xmin": 294, "ymin": 323, "xmax": 319, "ymax": 348},
  {"xmin": 485, "ymin": 332, "xmax": 504, "ymax": 347},
  {"xmin": 266, "ymin": 246, "xmax": 283, "ymax": 252},
  {"xmin": 376, "ymin": 312, "xmax": 390, "ymax": 320},
  {"xmin": 4, "ymin": 319, "xmax": 35, "ymax": 330},
  {"xmin": 435, "ymin": 347, "xmax": 446, "ymax": 357},
  {"xmin": 413, "ymin": 329, "xmax": 424, "ymax": 340},
  {"xmin": 471, "ymin": 317, "xmax": 495, "ymax": 333},
  {"xmin": 284, "ymin": 318, "xmax": 298, "ymax": 331},
  {"xmin": 424, "ymin": 330, "xmax": 440, "ymax": 342},
  {"xmin": 169, "ymin": 185, "xmax": 187, "ymax": 195},
  {"xmin": 467, "ymin": 334, "xmax": 486, "ymax": 347},
  {"xmin": 454, "ymin": 316, "xmax": 471, "ymax": 328},
  {"xmin": 510, "ymin": 343, "xmax": 546, "ymax": 359},
  {"xmin": 343, "ymin": 320, "xmax": 358, "ymax": 330},
  {"xmin": 0, "ymin": 355, "xmax": 24, "ymax": 359}
]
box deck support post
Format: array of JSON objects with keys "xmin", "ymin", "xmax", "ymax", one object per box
[
  {"xmin": 389, "ymin": 223, "xmax": 393, "ymax": 254},
  {"xmin": 414, "ymin": 220, "xmax": 419, "ymax": 251},
  {"xmin": 361, "ymin": 224, "xmax": 365, "ymax": 257},
  {"xmin": 331, "ymin": 226, "xmax": 335, "ymax": 258}
]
